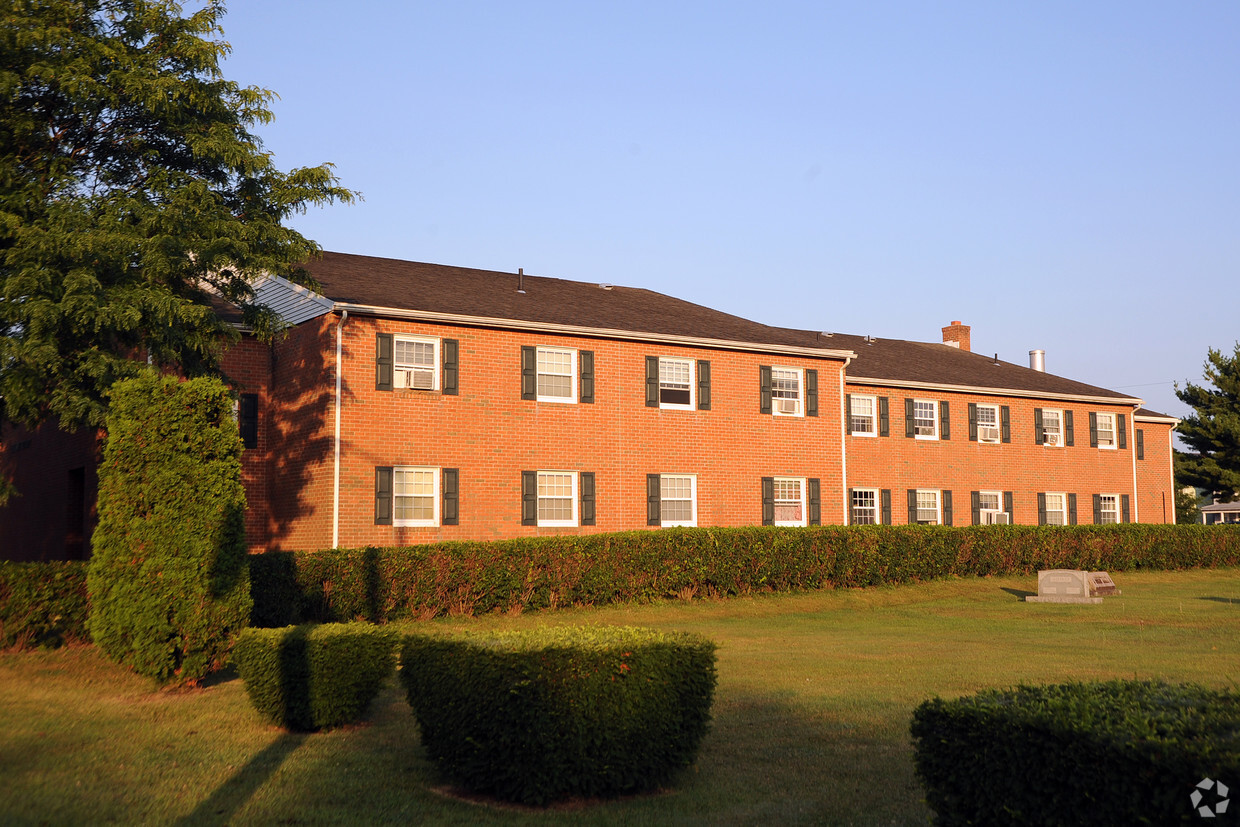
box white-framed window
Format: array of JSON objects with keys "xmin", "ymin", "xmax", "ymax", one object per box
[
  {"xmin": 774, "ymin": 477, "xmax": 806, "ymax": 526},
  {"xmin": 978, "ymin": 490, "xmax": 1009, "ymax": 524},
  {"xmin": 1041, "ymin": 409, "xmax": 1064, "ymax": 447},
  {"xmin": 1044, "ymin": 492, "xmax": 1067, "ymax": 526},
  {"xmin": 914, "ymin": 399, "xmax": 938, "ymax": 439},
  {"xmin": 659, "ymin": 357, "xmax": 694, "ymax": 409},
  {"xmin": 851, "ymin": 488, "xmax": 878, "ymax": 525},
  {"xmin": 850, "ymin": 395, "xmax": 877, "ymax": 436},
  {"xmin": 976, "ymin": 404, "xmax": 1000, "ymax": 444},
  {"xmin": 537, "ymin": 347, "xmax": 576, "ymax": 403},
  {"xmin": 537, "ymin": 471, "xmax": 578, "ymax": 526},
  {"xmin": 393, "ymin": 466, "xmax": 439, "ymax": 527},
  {"xmin": 1098, "ymin": 494, "xmax": 1119, "ymax": 524},
  {"xmin": 771, "ymin": 368, "xmax": 803, "ymax": 417},
  {"xmin": 915, "ymin": 489, "xmax": 941, "ymax": 524},
  {"xmin": 660, "ymin": 474, "xmax": 697, "ymax": 527},
  {"xmin": 394, "ymin": 336, "xmax": 439, "ymax": 391},
  {"xmin": 1096, "ymin": 413, "xmax": 1117, "ymax": 449}
]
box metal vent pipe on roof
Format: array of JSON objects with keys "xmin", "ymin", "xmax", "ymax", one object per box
[
  {"xmin": 1029, "ymin": 349, "xmax": 1046, "ymax": 372},
  {"xmin": 517, "ymin": 268, "xmax": 525, "ymax": 294}
]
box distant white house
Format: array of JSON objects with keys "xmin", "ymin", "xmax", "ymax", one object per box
[{"xmin": 1201, "ymin": 500, "xmax": 1240, "ymax": 525}]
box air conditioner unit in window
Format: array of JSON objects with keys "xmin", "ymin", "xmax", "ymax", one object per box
[
  {"xmin": 394, "ymin": 368, "xmax": 433, "ymax": 390},
  {"xmin": 981, "ymin": 510, "xmax": 1011, "ymax": 525},
  {"xmin": 1044, "ymin": 432, "xmax": 1061, "ymax": 446},
  {"xmin": 979, "ymin": 426, "xmax": 1000, "ymax": 443},
  {"xmin": 777, "ymin": 399, "xmax": 800, "ymax": 415}
]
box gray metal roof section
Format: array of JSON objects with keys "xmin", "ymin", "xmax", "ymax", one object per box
[{"xmin": 252, "ymin": 274, "xmax": 335, "ymax": 325}]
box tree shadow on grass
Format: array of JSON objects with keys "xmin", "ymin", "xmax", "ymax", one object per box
[
  {"xmin": 175, "ymin": 732, "xmax": 308, "ymax": 826},
  {"xmin": 1196, "ymin": 596, "xmax": 1240, "ymax": 605}
]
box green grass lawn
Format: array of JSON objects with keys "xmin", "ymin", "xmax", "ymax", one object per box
[{"xmin": 2, "ymin": 568, "xmax": 1238, "ymax": 825}]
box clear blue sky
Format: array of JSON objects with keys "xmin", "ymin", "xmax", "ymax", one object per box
[{"xmin": 218, "ymin": 1, "xmax": 1238, "ymax": 424}]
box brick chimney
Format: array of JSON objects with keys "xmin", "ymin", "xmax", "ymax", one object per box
[{"xmin": 942, "ymin": 320, "xmax": 971, "ymax": 352}]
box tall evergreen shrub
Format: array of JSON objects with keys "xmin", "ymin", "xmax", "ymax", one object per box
[{"xmin": 88, "ymin": 372, "xmax": 251, "ymax": 683}]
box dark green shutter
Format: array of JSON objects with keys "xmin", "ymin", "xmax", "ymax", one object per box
[
  {"xmin": 1001, "ymin": 407, "xmax": 1011, "ymax": 443},
  {"xmin": 442, "ymin": 468, "xmax": 459, "ymax": 525},
  {"xmin": 645, "ymin": 356, "xmax": 659, "ymax": 407},
  {"xmin": 805, "ymin": 369, "xmax": 818, "ymax": 417},
  {"xmin": 939, "ymin": 401, "xmax": 950, "ymax": 440},
  {"xmin": 521, "ymin": 471, "xmax": 537, "ymax": 525},
  {"xmin": 762, "ymin": 477, "xmax": 775, "ymax": 525},
  {"xmin": 845, "ymin": 394, "xmax": 853, "ymax": 430},
  {"xmin": 847, "ymin": 487, "xmax": 855, "ymax": 523},
  {"xmin": 580, "ymin": 472, "xmax": 596, "ymax": 526},
  {"xmin": 521, "ymin": 346, "xmax": 536, "ymax": 400},
  {"xmin": 1034, "ymin": 408, "xmax": 1044, "ymax": 445},
  {"xmin": 647, "ymin": 474, "xmax": 661, "ymax": 526},
  {"xmin": 442, "ymin": 339, "xmax": 459, "ymax": 396},
  {"xmin": 971, "ymin": 491, "xmax": 981, "ymax": 525},
  {"xmin": 1037, "ymin": 493, "xmax": 1047, "ymax": 526},
  {"xmin": 880, "ymin": 489, "xmax": 892, "ymax": 525},
  {"xmin": 1092, "ymin": 494, "xmax": 1102, "ymax": 524},
  {"xmin": 375, "ymin": 466, "xmax": 393, "ymax": 525},
  {"xmin": 907, "ymin": 489, "xmax": 918, "ymax": 523},
  {"xmin": 697, "ymin": 360, "xmax": 711, "ymax": 410},
  {"xmin": 1068, "ymin": 493, "xmax": 1078, "ymax": 525},
  {"xmin": 238, "ymin": 393, "xmax": 258, "ymax": 449},
  {"xmin": 1117, "ymin": 413, "xmax": 1127, "ymax": 448},
  {"xmin": 1121, "ymin": 494, "xmax": 1130, "ymax": 523},
  {"xmin": 1004, "ymin": 491, "xmax": 1014, "ymax": 519},
  {"xmin": 759, "ymin": 366, "xmax": 772, "ymax": 414},
  {"xmin": 1089, "ymin": 412, "xmax": 1099, "ymax": 447},
  {"xmin": 968, "ymin": 403, "xmax": 978, "ymax": 442},
  {"xmin": 942, "ymin": 490, "xmax": 953, "ymax": 526},
  {"xmin": 1065, "ymin": 410, "xmax": 1075, "ymax": 446},
  {"xmin": 1137, "ymin": 429, "xmax": 1145, "ymax": 460},
  {"xmin": 904, "ymin": 398, "xmax": 915, "ymax": 438},
  {"xmin": 808, "ymin": 478, "xmax": 821, "ymax": 525},
  {"xmin": 878, "ymin": 397, "xmax": 889, "ymax": 437},
  {"xmin": 579, "ymin": 350, "xmax": 594, "ymax": 404},
  {"xmin": 376, "ymin": 333, "xmax": 394, "ymax": 391}
]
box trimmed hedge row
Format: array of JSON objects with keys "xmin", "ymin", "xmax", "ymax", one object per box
[
  {"xmin": 910, "ymin": 680, "xmax": 1240, "ymax": 825},
  {"xmin": 400, "ymin": 626, "xmax": 717, "ymax": 805},
  {"xmin": 233, "ymin": 622, "xmax": 399, "ymax": 731},
  {"xmin": 0, "ymin": 561, "xmax": 90, "ymax": 650},
  {"xmin": 250, "ymin": 524, "xmax": 1240, "ymax": 624}
]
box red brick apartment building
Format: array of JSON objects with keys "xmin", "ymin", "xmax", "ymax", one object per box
[{"xmin": 0, "ymin": 252, "xmax": 1179, "ymax": 560}]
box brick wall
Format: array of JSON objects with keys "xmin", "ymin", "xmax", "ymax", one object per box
[
  {"xmin": 0, "ymin": 422, "xmax": 99, "ymax": 561},
  {"xmin": 1134, "ymin": 418, "xmax": 1177, "ymax": 524}
]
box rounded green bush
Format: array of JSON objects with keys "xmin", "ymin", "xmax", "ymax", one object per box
[
  {"xmin": 400, "ymin": 625, "xmax": 718, "ymax": 805},
  {"xmin": 234, "ymin": 622, "xmax": 399, "ymax": 731}
]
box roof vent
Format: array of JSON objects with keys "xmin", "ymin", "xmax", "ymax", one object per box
[
  {"xmin": 598, "ymin": 283, "xmax": 613, "ymax": 290},
  {"xmin": 516, "ymin": 268, "xmax": 526, "ymax": 294},
  {"xmin": 1029, "ymin": 349, "xmax": 1046, "ymax": 372},
  {"xmin": 864, "ymin": 335, "xmax": 875, "ymax": 345},
  {"xmin": 993, "ymin": 353, "xmax": 1001, "ymax": 366}
]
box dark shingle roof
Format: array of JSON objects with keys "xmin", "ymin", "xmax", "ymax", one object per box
[{"xmin": 297, "ymin": 252, "xmax": 1140, "ymax": 403}]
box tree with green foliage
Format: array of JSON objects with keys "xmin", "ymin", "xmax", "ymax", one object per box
[
  {"xmin": 1174, "ymin": 488, "xmax": 1201, "ymax": 525},
  {"xmin": 1175, "ymin": 343, "xmax": 1240, "ymax": 502},
  {"xmin": 87, "ymin": 371, "xmax": 251, "ymax": 684},
  {"xmin": 0, "ymin": 0, "xmax": 354, "ymax": 458}
]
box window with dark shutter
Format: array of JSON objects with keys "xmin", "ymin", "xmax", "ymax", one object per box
[
  {"xmin": 759, "ymin": 367, "xmax": 772, "ymax": 414},
  {"xmin": 238, "ymin": 393, "xmax": 258, "ymax": 449},
  {"xmin": 971, "ymin": 491, "xmax": 981, "ymax": 525},
  {"xmin": 1093, "ymin": 494, "xmax": 1102, "ymax": 525},
  {"xmin": 1064, "ymin": 410, "xmax": 1075, "ymax": 446},
  {"xmin": 1121, "ymin": 494, "xmax": 1130, "ymax": 523},
  {"xmin": 1117, "ymin": 413, "xmax": 1127, "ymax": 449},
  {"xmin": 1034, "ymin": 408, "xmax": 1044, "ymax": 445},
  {"xmin": 905, "ymin": 398, "xmax": 915, "ymax": 438},
  {"xmin": 880, "ymin": 489, "xmax": 892, "ymax": 525},
  {"xmin": 697, "ymin": 360, "xmax": 711, "ymax": 410},
  {"xmin": 808, "ymin": 478, "xmax": 821, "ymax": 525},
  {"xmin": 878, "ymin": 397, "xmax": 889, "ymax": 437},
  {"xmin": 1000, "ymin": 407, "xmax": 1011, "ymax": 443},
  {"xmin": 907, "ymin": 489, "xmax": 918, "ymax": 523},
  {"xmin": 1004, "ymin": 491, "xmax": 1014, "ymax": 519},
  {"xmin": 579, "ymin": 350, "xmax": 595, "ymax": 404},
  {"xmin": 1068, "ymin": 493, "xmax": 1078, "ymax": 525},
  {"xmin": 968, "ymin": 403, "xmax": 978, "ymax": 442},
  {"xmin": 1089, "ymin": 412, "xmax": 1099, "ymax": 447},
  {"xmin": 647, "ymin": 474, "xmax": 661, "ymax": 525},
  {"xmin": 375, "ymin": 467, "xmax": 393, "ymax": 525},
  {"xmin": 1137, "ymin": 429, "xmax": 1145, "ymax": 460},
  {"xmin": 521, "ymin": 471, "xmax": 537, "ymax": 525},
  {"xmin": 939, "ymin": 402, "xmax": 950, "ymax": 440},
  {"xmin": 645, "ymin": 356, "xmax": 659, "ymax": 407},
  {"xmin": 805, "ymin": 369, "xmax": 818, "ymax": 417},
  {"xmin": 1037, "ymin": 493, "xmax": 1047, "ymax": 526},
  {"xmin": 761, "ymin": 477, "xmax": 775, "ymax": 525},
  {"xmin": 442, "ymin": 339, "xmax": 459, "ymax": 396},
  {"xmin": 520, "ymin": 347, "xmax": 536, "ymax": 400},
  {"xmin": 442, "ymin": 468, "xmax": 459, "ymax": 525},
  {"xmin": 581, "ymin": 472, "xmax": 596, "ymax": 526},
  {"xmin": 942, "ymin": 490, "xmax": 953, "ymax": 525},
  {"xmin": 376, "ymin": 333, "xmax": 394, "ymax": 391}
]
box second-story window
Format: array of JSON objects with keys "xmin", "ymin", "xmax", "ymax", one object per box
[
  {"xmin": 395, "ymin": 337, "xmax": 438, "ymax": 390},
  {"xmin": 914, "ymin": 400, "xmax": 938, "ymax": 438},
  {"xmin": 850, "ymin": 395, "xmax": 876, "ymax": 436},
  {"xmin": 537, "ymin": 347, "xmax": 575, "ymax": 402},
  {"xmin": 1095, "ymin": 413, "xmax": 1116, "ymax": 449},
  {"xmin": 659, "ymin": 358, "xmax": 693, "ymax": 408},
  {"xmin": 771, "ymin": 368, "xmax": 803, "ymax": 416}
]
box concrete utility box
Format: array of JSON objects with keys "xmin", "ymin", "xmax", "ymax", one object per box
[{"xmin": 1026, "ymin": 569, "xmax": 1105, "ymax": 604}]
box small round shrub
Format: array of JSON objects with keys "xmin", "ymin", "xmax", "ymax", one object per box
[
  {"xmin": 400, "ymin": 625, "xmax": 718, "ymax": 805},
  {"xmin": 234, "ymin": 622, "xmax": 399, "ymax": 731}
]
